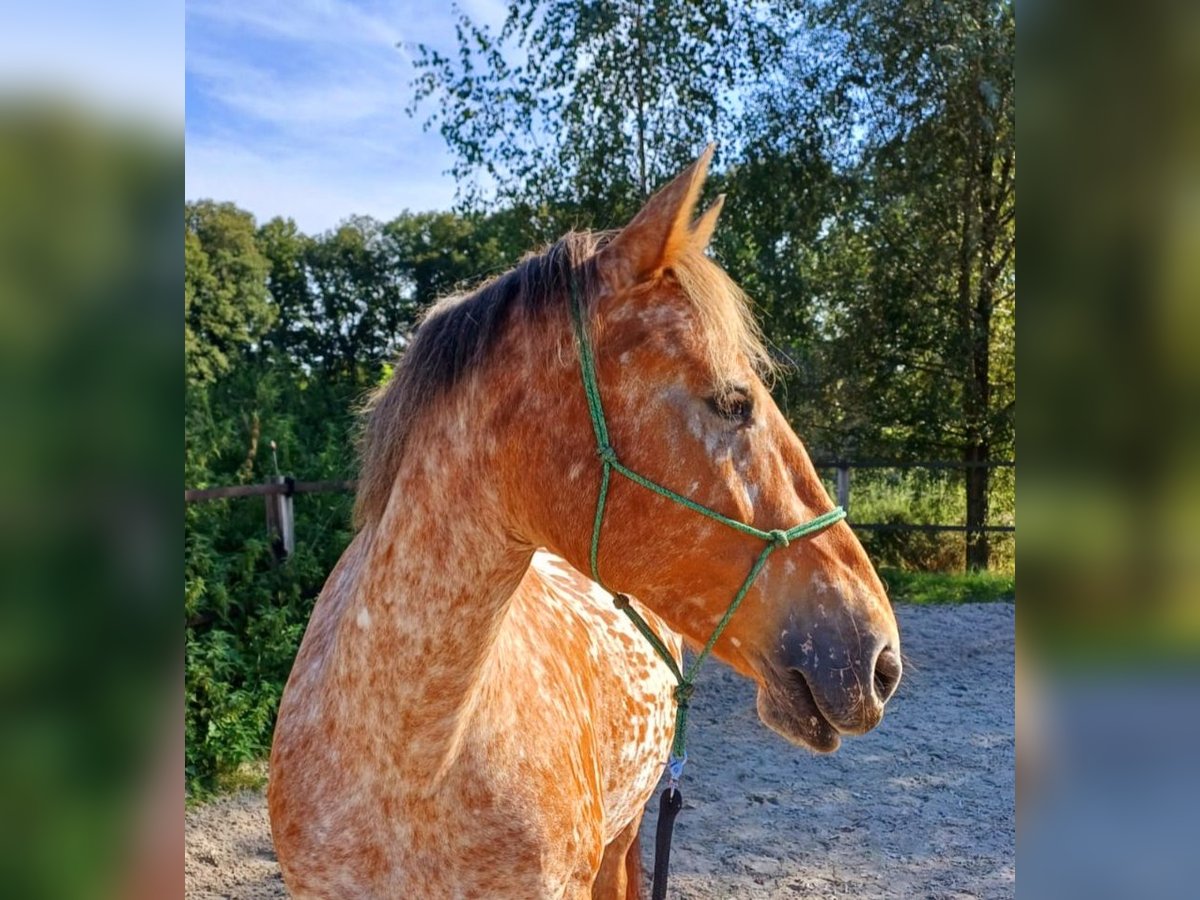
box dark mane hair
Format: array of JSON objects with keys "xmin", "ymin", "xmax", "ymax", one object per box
[
  {"xmin": 354, "ymin": 231, "xmax": 605, "ymax": 526},
  {"xmin": 354, "ymin": 230, "xmax": 771, "ymax": 528}
]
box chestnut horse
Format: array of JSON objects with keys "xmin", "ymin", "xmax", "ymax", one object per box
[{"xmin": 268, "ymin": 147, "xmax": 901, "ymax": 898}]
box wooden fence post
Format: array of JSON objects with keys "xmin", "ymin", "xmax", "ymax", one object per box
[
  {"xmin": 264, "ymin": 475, "xmax": 295, "ymax": 559},
  {"xmin": 836, "ymin": 465, "xmax": 851, "ymax": 516}
]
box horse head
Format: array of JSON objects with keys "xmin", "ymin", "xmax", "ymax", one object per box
[{"xmin": 511, "ymin": 147, "xmax": 901, "ymax": 752}]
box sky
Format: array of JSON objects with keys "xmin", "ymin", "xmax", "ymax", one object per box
[{"xmin": 186, "ymin": 0, "xmax": 509, "ymax": 234}]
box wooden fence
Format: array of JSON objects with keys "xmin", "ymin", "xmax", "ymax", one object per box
[
  {"xmin": 185, "ymin": 461, "xmax": 1014, "ymax": 559},
  {"xmin": 184, "ymin": 476, "xmax": 355, "ymax": 558}
]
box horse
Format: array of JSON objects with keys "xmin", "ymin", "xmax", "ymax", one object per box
[{"xmin": 268, "ymin": 146, "xmax": 902, "ymax": 899}]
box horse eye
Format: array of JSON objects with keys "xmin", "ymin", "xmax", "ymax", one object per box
[{"xmin": 707, "ymin": 389, "xmax": 754, "ymax": 425}]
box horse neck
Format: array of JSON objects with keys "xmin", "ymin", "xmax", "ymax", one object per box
[{"xmin": 343, "ymin": 409, "xmax": 534, "ymax": 777}]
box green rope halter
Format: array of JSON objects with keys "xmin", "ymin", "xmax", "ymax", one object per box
[{"xmin": 567, "ymin": 275, "xmax": 845, "ymax": 781}]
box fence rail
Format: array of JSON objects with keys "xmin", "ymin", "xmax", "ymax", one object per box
[
  {"xmin": 184, "ymin": 478, "xmax": 355, "ymax": 503},
  {"xmin": 846, "ymin": 523, "xmax": 1015, "ymax": 533},
  {"xmin": 185, "ymin": 461, "xmax": 1013, "ymax": 556},
  {"xmin": 811, "ymin": 459, "xmax": 1014, "ymax": 470}
]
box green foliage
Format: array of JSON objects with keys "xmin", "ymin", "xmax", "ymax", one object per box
[
  {"xmin": 800, "ymin": 0, "xmax": 1017, "ymax": 460},
  {"xmin": 184, "ymin": 362, "xmax": 358, "ymax": 795},
  {"xmin": 848, "ymin": 470, "xmax": 969, "ymax": 571},
  {"xmin": 185, "ymin": 493, "xmax": 352, "ymax": 795},
  {"xmin": 411, "ymin": 0, "xmax": 798, "ymax": 220},
  {"xmin": 184, "ymin": 201, "xmax": 273, "ymax": 385}
]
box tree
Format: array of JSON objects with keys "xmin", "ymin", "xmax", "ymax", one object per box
[
  {"xmin": 708, "ymin": 130, "xmax": 847, "ymax": 436},
  {"xmin": 184, "ymin": 201, "xmax": 274, "ymax": 386},
  {"xmin": 779, "ymin": 0, "xmax": 1016, "ymax": 568},
  {"xmin": 298, "ymin": 216, "xmax": 410, "ymax": 387},
  {"xmin": 410, "ymin": 0, "xmax": 798, "ymax": 223},
  {"xmin": 383, "ymin": 209, "xmax": 528, "ymax": 307},
  {"xmin": 256, "ymin": 216, "xmax": 314, "ymax": 366}
]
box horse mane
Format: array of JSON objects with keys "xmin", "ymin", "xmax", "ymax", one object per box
[{"xmin": 354, "ymin": 230, "xmax": 772, "ymax": 528}]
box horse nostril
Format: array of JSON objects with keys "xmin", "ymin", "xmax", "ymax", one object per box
[{"xmin": 872, "ymin": 646, "xmax": 902, "ymax": 703}]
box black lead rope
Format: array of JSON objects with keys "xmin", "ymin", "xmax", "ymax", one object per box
[{"xmin": 651, "ymin": 786, "xmax": 684, "ymax": 900}]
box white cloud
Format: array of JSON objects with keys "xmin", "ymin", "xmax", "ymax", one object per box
[
  {"xmin": 187, "ymin": 51, "xmax": 404, "ymax": 128},
  {"xmin": 186, "ymin": 0, "xmax": 466, "ymax": 230},
  {"xmin": 187, "ymin": 0, "xmax": 402, "ymax": 47}
]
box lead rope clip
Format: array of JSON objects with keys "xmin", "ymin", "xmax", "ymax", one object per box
[{"xmin": 666, "ymin": 752, "xmax": 687, "ymax": 795}]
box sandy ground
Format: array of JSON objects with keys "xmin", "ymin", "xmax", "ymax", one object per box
[{"xmin": 186, "ymin": 602, "xmax": 1014, "ymax": 898}]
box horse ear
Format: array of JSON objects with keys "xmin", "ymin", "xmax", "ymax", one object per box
[
  {"xmin": 689, "ymin": 193, "xmax": 725, "ymax": 250},
  {"xmin": 597, "ymin": 143, "xmax": 715, "ymax": 289}
]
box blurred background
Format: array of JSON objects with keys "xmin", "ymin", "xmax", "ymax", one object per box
[
  {"xmin": 1019, "ymin": 0, "xmax": 1200, "ymax": 895},
  {"xmin": 0, "ymin": 0, "xmax": 1196, "ymax": 896},
  {"xmin": 0, "ymin": 3, "xmax": 182, "ymax": 899}
]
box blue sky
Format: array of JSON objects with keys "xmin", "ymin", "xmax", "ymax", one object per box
[{"xmin": 186, "ymin": 0, "xmax": 508, "ymax": 233}]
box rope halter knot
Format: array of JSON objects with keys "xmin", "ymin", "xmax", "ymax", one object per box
[
  {"xmin": 597, "ymin": 444, "xmax": 618, "ymax": 466},
  {"xmin": 768, "ymin": 529, "xmax": 791, "ymax": 549}
]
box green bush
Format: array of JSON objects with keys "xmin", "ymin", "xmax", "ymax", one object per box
[{"xmin": 184, "ymin": 478, "xmax": 354, "ymax": 796}]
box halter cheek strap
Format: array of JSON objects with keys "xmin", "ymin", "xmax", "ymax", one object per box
[{"xmin": 567, "ymin": 277, "xmax": 846, "ymax": 777}]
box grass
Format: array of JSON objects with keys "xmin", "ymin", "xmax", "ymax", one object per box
[{"xmin": 879, "ymin": 567, "xmax": 1014, "ymax": 605}]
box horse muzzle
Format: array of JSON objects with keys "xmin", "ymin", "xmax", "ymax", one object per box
[
  {"xmin": 786, "ymin": 625, "xmax": 901, "ymax": 734},
  {"xmin": 757, "ymin": 610, "xmax": 901, "ymax": 749}
]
